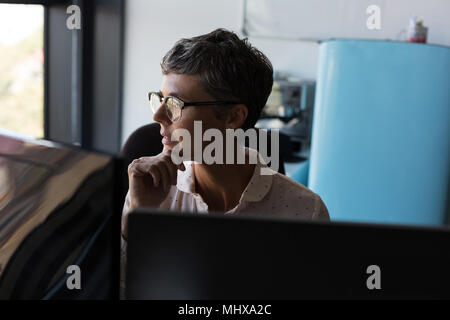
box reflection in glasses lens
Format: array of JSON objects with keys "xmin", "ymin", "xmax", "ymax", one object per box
[
  {"xmin": 149, "ymin": 92, "xmax": 183, "ymax": 122},
  {"xmin": 166, "ymin": 97, "xmax": 182, "ymax": 121},
  {"xmin": 149, "ymin": 93, "xmax": 162, "ymax": 113}
]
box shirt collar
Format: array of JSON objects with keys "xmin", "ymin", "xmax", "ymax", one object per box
[
  {"xmin": 176, "ymin": 161, "xmax": 196, "ymax": 194},
  {"xmin": 175, "ymin": 147, "xmax": 274, "ymax": 203}
]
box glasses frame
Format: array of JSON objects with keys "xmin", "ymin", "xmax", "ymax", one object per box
[{"xmin": 148, "ymin": 91, "xmax": 241, "ymax": 122}]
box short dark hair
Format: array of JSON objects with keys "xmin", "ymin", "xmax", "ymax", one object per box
[{"xmin": 161, "ymin": 28, "xmax": 273, "ymax": 130}]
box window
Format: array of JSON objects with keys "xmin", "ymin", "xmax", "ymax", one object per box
[
  {"xmin": 0, "ymin": 0, "xmax": 124, "ymax": 153},
  {"xmin": 0, "ymin": 4, "xmax": 44, "ymax": 138}
]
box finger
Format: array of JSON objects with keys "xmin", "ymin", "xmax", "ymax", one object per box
[
  {"xmin": 157, "ymin": 161, "xmax": 171, "ymax": 191},
  {"xmin": 162, "ymin": 159, "xmax": 178, "ymax": 185},
  {"xmin": 128, "ymin": 160, "xmax": 147, "ymax": 177},
  {"xmin": 168, "ymin": 164, "xmax": 178, "ymax": 186},
  {"xmin": 164, "ymin": 149, "xmax": 185, "ymax": 172},
  {"xmin": 148, "ymin": 166, "xmax": 161, "ymax": 188}
]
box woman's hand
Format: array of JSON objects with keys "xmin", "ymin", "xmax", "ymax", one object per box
[
  {"xmin": 122, "ymin": 147, "xmax": 185, "ymax": 240},
  {"xmin": 121, "ymin": 142, "xmax": 185, "ymax": 240},
  {"xmin": 127, "ymin": 148, "xmax": 185, "ymax": 209}
]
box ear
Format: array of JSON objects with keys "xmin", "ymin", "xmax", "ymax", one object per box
[{"xmin": 225, "ymin": 104, "xmax": 248, "ymax": 129}]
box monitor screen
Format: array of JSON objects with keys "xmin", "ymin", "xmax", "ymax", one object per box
[
  {"xmin": 126, "ymin": 209, "xmax": 450, "ymax": 299},
  {"xmin": 0, "ymin": 132, "xmax": 125, "ymax": 299}
]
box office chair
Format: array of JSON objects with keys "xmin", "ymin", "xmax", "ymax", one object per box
[
  {"xmin": 120, "ymin": 123, "xmax": 286, "ymax": 178},
  {"xmin": 121, "ymin": 123, "xmax": 163, "ymax": 170}
]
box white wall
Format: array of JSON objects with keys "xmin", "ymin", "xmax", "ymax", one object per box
[
  {"xmin": 121, "ymin": 0, "xmax": 450, "ymax": 146},
  {"xmin": 244, "ymin": 0, "xmax": 450, "ymax": 45},
  {"xmin": 121, "ymin": 0, "xmax": 320, "ymax": 146}
]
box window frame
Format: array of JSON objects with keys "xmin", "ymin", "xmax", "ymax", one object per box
[{"xmin": 0, "ymin": 0, "xmax": 125, "ymax": 154}]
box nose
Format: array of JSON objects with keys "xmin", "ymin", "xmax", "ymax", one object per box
[{"xmin": 152, "ymin": 102, "xmax": 171, "ymax": 126}]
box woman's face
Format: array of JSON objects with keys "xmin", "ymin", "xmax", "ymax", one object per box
[{"xmin": 153, "ymin": 73, "xmax": 227, "ymax": 154}]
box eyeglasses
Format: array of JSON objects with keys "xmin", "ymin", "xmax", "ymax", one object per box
[{"xmin": 148, "ymin": 91, "xmax": 240, "ymax": 122}]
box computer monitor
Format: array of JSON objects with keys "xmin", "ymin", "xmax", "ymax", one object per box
[
  {"xmin": 0, "ymin": 132, "xmax": 126, "ymax": 299},
  {"xmin": 125, "ymin": 209, "xmax": 450, "ymax": 299}
]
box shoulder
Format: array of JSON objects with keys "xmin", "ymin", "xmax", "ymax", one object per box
[
  {"xmin": 271, "ymin": 171, "xmax": 313, "ymax": 196},
  {"xmin": 269, "ymin": 172, "xmax": 330, "ymax": 220}
]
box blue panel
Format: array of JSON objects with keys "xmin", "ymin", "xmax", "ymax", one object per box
[
  {"xmin": 288, "ymin": 160, "xmax": 309, "ymax": 186},
  {"xmin": 309, "ymin": 40, "xmax": 450, "ymax": 225}
]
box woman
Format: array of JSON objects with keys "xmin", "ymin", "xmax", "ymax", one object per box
[
  {"xmin": 122, "ymin": 28, "xmax": 329, "ymax": 237},
  {"xmin": 120, "ymin": 29, "xmax": 329, "ymax": 294}
]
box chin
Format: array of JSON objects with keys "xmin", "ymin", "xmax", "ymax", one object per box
[{"xmin": 162, "ymin": 144, "xmax": 175, "ymax": 151}]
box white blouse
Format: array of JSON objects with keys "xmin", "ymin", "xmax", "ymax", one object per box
[{"xmin": 122, "ymin": 149, "xmax": 329, "ymax": 221}]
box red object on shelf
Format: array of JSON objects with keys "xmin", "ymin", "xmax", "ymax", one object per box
[{"xmin": 407, "ymin": 16, "xmax": 428, "ymax": 44}]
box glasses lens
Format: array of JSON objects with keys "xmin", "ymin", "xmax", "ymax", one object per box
[
  {"xmin": 166, "ymin": 97, "xmax": 183, "ymax": 121},
  {"xmin": 149, "ymin": 93, "xmax": 162, "ymax": 113}
]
